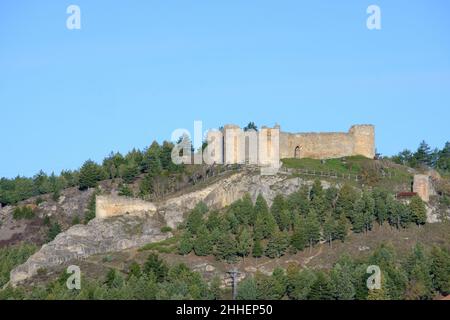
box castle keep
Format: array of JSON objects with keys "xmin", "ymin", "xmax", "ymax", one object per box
[{"xmin": 206, "ymin": 124, "xmax": 375, "ymax": 166}]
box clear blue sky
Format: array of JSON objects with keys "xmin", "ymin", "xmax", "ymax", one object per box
[{"xmin": 1, "ymin": 0, "xmax": 449, "ymax": 178}]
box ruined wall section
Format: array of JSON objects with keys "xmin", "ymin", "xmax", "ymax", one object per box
[
  {"xmin": 96, "ymin": 195, "xmax": 157, "ymax": 219},
  {"xmin": 279, "ymin": 125, "xmax": 375, "ymax": 159}
]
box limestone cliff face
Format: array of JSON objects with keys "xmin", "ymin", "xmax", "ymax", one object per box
[{"xmin": 9, "ymin": 215, "xmax": 169, "ymax": 286}]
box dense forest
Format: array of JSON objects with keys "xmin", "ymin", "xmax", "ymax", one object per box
[
  {"xmin": 0, "ymin": 243, "xmax": 448, "ymax": 300},
  {"xmin": 176, "ymin": 181, "xmax": 428, "ymax": 262}
]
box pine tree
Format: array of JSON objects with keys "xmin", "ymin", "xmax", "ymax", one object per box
[
  {"xmin": 265, "ymin": 231, "xmax": 290, "ymax": 259},
  {"xmin": 118, "ymin": 183, "xmax": 133, "ymax": 197},
  {"xmin": 237, "ymin": 277, "xmax": 258, "ymax": 300},
  {"xmin": 409, "ymin": 196, "xmax": 427, "ymax": 226},
  {"xmin": 335, "ymin": 214, "xmax": 349, "ymax": 242},
  {"xmin": 270, "ymin": 194, "xmax": 286, "ymax": 227},
  {"xmin": 139, "ymin": 173, "xmax": 154, "ymax": 197},
  {"xmin": 278, "ymin": 209, "xmax": 292, "ymax": 231},
  {"xmin": 252, "ymin": 238, "xmax": 263, "ymax": 258},
  {"xmin": 323, "ymin": 214, "xmax": 336, "ymax": 246},
  {"xmin": 79, "ymin": 160, "xmax": 105, "ymax": 190},
  {"xmin": 310, "ymin": 179, "xmax": 324, "ymax": 200},
  {"xmin": 254, "ymin": 193, "xmax": 269, "ymax": 217},
  {"xmin": 186, "ymin": 202, "xmax": 207, "ymax": 235},
  {"xmin": 335, "ymin": 184, "xmax": 358, "ymax": 218},
  {"xmin": 330, "ymin": 263, "xmax": 356, "ymax": 300},
  {"xmin": 215, "ymin": 233, "xmax": 237, "ymax": 262},
  {"xmin": 143, "ymin": 253, "xmax": 168, "ymax": 282},
  {"xmin": 430, "ymin": 246, "xmax": 450, "ymax": 295},
  {"xmin": 414, "ymin": 140, "xmax": 432, "ymax": 166},
  {"xmin": 291, "ymin": 216, "xmax": 307, "ymax": 251},
  {"xmin": 237, "ymin": 227, "xmax": 252, "ymax": 261},
  {"xmin": 254, "ymin": 199, "xmax": 277, "ymax": 240},
  {"xmin": 286, "ymin": 185, "xmax": 310, "ymax": 215},
  {"xmin": 193, "ymin": 225, "xmax": 212, "ymax": 256},
  {"xmin": 308, "ymin": 271, "xmax": 333, "ymax": 300},
  {"xmin": 305, "ymin": 209, "xmax": 321, "ymax": 250}
]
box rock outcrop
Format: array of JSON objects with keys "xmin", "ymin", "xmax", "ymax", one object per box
[
  {"xmin": 9, "ymin": 214, "xmax": 169, "ymax": 286},
  {"xmin": 10, "ymin": 171, "xmax": 331, "ymax": 286}
]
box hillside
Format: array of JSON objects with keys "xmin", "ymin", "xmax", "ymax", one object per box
[{"xmin": 1, "ymin": 157, "xmax": 449, "ymax": 300}]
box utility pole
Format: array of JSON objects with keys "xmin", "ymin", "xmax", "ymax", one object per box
[{"xmin": 227, "ymin": 267, "xmax": 240, "ymax": 300}]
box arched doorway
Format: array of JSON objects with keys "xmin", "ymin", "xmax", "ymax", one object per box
[{"xmin": 294, "ymin": 146, "xmax": 301, "ymax": 159}]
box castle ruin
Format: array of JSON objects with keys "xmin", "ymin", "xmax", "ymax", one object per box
[{"xmin": 206, "ymin": 124, "xmax": 375, "ymax": 167}]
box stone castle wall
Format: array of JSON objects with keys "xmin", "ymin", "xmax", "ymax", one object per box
[
  {"xmin": 96, "ymin": 195, "xmax": 157, "ymax": 219},
  {"xmin": 280, "ymin": 125, "xmax": 375, "ymax": 160}
]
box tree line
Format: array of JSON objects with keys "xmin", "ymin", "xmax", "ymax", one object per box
[
  {"xmin": 0, "ymin": 140, "xmax": 184, "ymax": 206},
  {"xmin": 177, "ymin": 180, "xmax": 428, "ymax": 262},
  {"xmin": 1, "ymin": 243, "xmax": 448, "ymax": 300},
  {"xmin": 390, "ymin": 140, "xmax": 450, "ymax": 172}
]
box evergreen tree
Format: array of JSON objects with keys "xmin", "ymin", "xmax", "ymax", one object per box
[
  {"xmin": 47, "ymin": 222, "xmax": 61, "ymax": 242},
  {"xmin": 310, "ymin": 179, "xmax": 324, "ymax": 200},
  {"xmin": 186, "ymin": 202, "xmax": 208, "ymax": 235},
  {"xmin": 143, "ymin": 253, "xmax": 168, "ymax": 282},
  {"xmin": 270, "ymin": 194, "xmax": 286, "ymax": 227},
  {"xmin": 265, "ymin": 231, "xmax": 290, "ymax": 258},
  {"xmin": 240, "ymin": 193, "xmax": 255, "ymax": 225},
  {"xmin": 404, "ymin": 245, "xmax": 433, "ymax": 300},
  {"xmin": 215, "ymin": 233, "xmax": 237, "ymax": 262},
  {"xmin": 237, "ymin": 227, "xmax": 252, "ymax": 260},
  {"xmin": 141, "ymin": 141, "xmax": 162, "ymax": 175},
  {"xmin": 323, "ymin": 214, "xmax": 336, "ymax": 246},
  {"xmin": 373, "ymin": 188, "xmax": 388, "ymax": 225},
  {"xmin": 119, "ymin": 162, "xmax": 139, "ymax": 184},
  {"xmin": 286, "ymin": 266, "xmax": 317, "ymax": 300},
  {"xmin": 243, "ymin": 122, "xmax": 258, "ymax": 132},
  {"xmin": 409, "ymin": 196, "xmax": 427, "ymax": 226},
  {"xmin": 414, "ymin": 140, "xmax": 432, "ymax": 166},
  {"xmin": 79, "ymin": 160, "xmax": 105, "ymax": 190},
  {"xmin": 291, "ymin": 215, "xmax": 307, "ymax": 251},
  {"xmin": 330, "ymin": 263, "xmax": 356, "ymax": 300},
  {"xmin": 286, "ymin": 185, "xmax": 310, "ymax": 216},
  {"xmin": 237, "ymin": 277, "xmax": 258, "ymax": 300},
  {"xmin": 127, "ymin": 262, "xmax": 141, "ymax": 280},
  {"xmin": 139, "ymin": 173, "xmax": 154, "ymax": 197},
  {"xmin": 252, "ymin": 238, "xmax": 264, "ymax": 258},
  {"xmin": 308, "ymin": 271, "xmax": 333, "ymax": 300},
  {"xmin": 118, "ymin": 183, "xmax": 133, "ymax": 197},
  {"xmin": 430, "ymin": 246, "xmax": 450, "ymax": 295},
  {"xmin": 335, "ymin": 214, "xmax": 349, "ymax": 242},
  {"xmin": 193, "ymin": 226, "xmax": 212, "ymax": 256},
  {"xmin": 324, "ymin": 186, "xmax": 338, "ymax": 211},
  {"xmin": 254, "ymin": 198, "xmax": 277, "ymax": 240},
  {"xmin": 278, "ymin": 209, "xmax": 292, "ymax": 231},
  {"xmin": 305, "ymin": 209, "xmax": 321, "ymax": 249},
  {"xmin": 352, "ymin": 198, "xmax": 366, "ymax": 233},
  {"xmin": 335, "ymin": 184, "xmax": 358, "ymax": 219}
]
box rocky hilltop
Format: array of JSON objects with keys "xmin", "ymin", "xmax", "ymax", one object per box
[{"xmin": 9, "ymin": 170, "xmax": 328, "ymax": 286}]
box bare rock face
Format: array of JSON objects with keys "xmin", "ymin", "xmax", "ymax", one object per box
[{"xmin": 9, "ymin": 214, "xmax": 169, "ymax": 286}]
